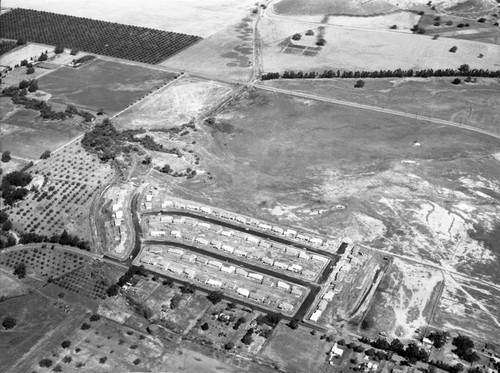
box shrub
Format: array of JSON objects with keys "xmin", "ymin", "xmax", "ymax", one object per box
[
  {"xmin": 449, "ymin": 46, "xmax": 457, "ymax": 53},
  {"xmin": 452, "ymin": 78, "xmax": 461, "ymax": 85},
  {"xmin": 305, "ymin": 29, "xmax": 314, "ymax": 35},
  {"xmin": 38, "ymin": 52, "xmax": 48, "ymax": 61},
  {"xmin": 389, "ymin": 24, "xmax": 397, "ymax": 29},
  {"xmin": 133, "ymin": 358, "xmax": 141, "ymax": 365},
  {"xmin": 2, "ymin": 317, "xmax": 17, "ymax": 329},
  {"xmin": 81, "ymin": 323, "xmax": 91, "ymax": 330},
  {"xmin": 1, "ymin": 151, "xmax": 11, "ymax": 163},
  {"xmin": 39, "ymin": 358, "xmax": 53, "ymax": 367},
  {"xmin": 70, "ymin": 48, "xmax": 79, "ymax": 55},
  {"xmin": 89, "ymin": 314, "xmax": 101, "ymax": 322},
  {"xmin": 54, "ymin": 45, "xmax": 65, "ymax": 54},
  {"xmin": 201, "ymin": 322, "xmax": 209, "ymax": 331},
  {"xmin": 354, "ymin": 80, "xmax": 365, "ymax": 88},
  {"xmin": 99, "ymin": 356, "xmax": 107, "ymax": 364},
  {"xmin": 291, "ymin": 33, "xmax": 302, "ymax": 40},
  {"xmin": 61, "ymin": 340, "xmax": 71, "ymax": 348}
]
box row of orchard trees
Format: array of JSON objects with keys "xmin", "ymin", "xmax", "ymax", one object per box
[{"xmin": 261, "ymin": 65, "xmax": 500, "ymax": 81}]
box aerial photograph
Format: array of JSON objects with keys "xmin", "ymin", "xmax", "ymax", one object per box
[{"xmin": 0, "ymin": 0, "xmax": 499, "ymax": 372}]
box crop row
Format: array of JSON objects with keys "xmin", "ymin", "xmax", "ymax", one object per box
[{"xmin": 0, "ymin": 9, "xmax": 202, "ymax": 64}]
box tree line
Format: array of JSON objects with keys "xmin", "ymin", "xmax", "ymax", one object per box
[
  {"xmin": 261, "ymin": 65, "xmax": 500, "ymax": 81},
  {"xmin": 18, "ymin": 230, "xmax": 90, "ymax": 251}
]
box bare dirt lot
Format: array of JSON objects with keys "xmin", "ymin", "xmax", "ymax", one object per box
[
  {"xmin": 262, "ymin": 78, "xmax": 500, "ymax": 135},
  {"xmin": 113, "ymin": 76, "xmax": 235, "ymax": 130},
  {"xmin": 2, "ymin": 0, "xmax": 257, "ymax": 38}
]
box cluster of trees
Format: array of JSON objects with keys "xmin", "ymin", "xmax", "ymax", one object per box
[
  {"xmin": 0, "ymin": 40, "xmax": 18, "ymax": 55},
  {"xmin": 13, "ymin": 262, "xmax": 26, "ymax": 279},
  {"xmin": 0, "ymin": 8, "xmax": 202, "ymax": 64},
  {"xmin": 106, "ymin": 265, "xmax": 146, "ymax": 296},
  {"xmin": 18, "ymin": 230, "xmax": 90, "ymax": 251},
  {"xmin": 1, "ymin": 170, "xmax": 32, "ymax": 205},
  {"xmin": 65, "ymin": 105, "xmax": 94, "ymax": 122},
  {"xmin": 0, "ymin": 211, "xmax": 16, "ymax": 249},
  {"xmin": 452, "ymin": 335, "xmax": 480, "ymax": 364},
  {"xmin": 207, "ymin": 290, "xmax": 224, "ymax": 304},
  {"xmin": 2, "ymin": 316, "xmax": 17, "ymax": 329},
  {"xmin": 1, "ymin": 151, "xmax": 11, "ymax": 163},
  {"xmin": 255, "ymin": 312, "xmax": 282, "ymax": 328},
  {"xmin": 364, "ymin": 337, "xmax": 429, "ymax": 364},
  {"xmin": 241, "ymin": 328, "xmax": 254, "ymax": 345},
  {"xmin": 429, "ymin": 359, "xmax": 465, "ymax": 373},
  {"xmin": 261, "ymin": 65, "xmax": 500, "ymax": 81}
]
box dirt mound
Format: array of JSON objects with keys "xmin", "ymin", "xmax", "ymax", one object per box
[
  {"xmin": 444, "ymin": 0, "xmax": 498, "ymax": 15},
  {"xmin": 274, "ymin": 0, "xmax": 399, "ymax": 16}
]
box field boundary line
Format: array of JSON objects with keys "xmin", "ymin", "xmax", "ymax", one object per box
[{"xmin": 255, "ymin": 84, "xmax": 500, "ymax": 141}]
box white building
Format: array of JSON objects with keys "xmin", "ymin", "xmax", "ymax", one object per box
[
  {"xmin": 184, "ymin": 268, "xmax": 196, "ymax": 279},
  {"xmin": 311, "ymin": 237, "xmax": 324, "ymax": 246},
  {"xmin": 291, "ymin": 287, "xmax": 303, "ymax": 297},
  {"xmin": 234, "ymin": 249, "xmax": 248, "ymax": 257},
  {"xmin": 160, "ymin": 216, "xmax": 173, "ymax": 223},
  {"xmin": 236, "ymin": 216, "xmax": 247, "ymax": 224},
  {"xmin": 277, "ymin": 281, "xmax": 290, "ymax": 291},
  {"xmin": 146, "ymin": 194, "xmax": 153, "ymax": 202},
  {"xmin": 288, "ymin": 264, "xmax": 303, "ymax": 273},
  {"xmin": 323, "ymin": 290, "xmax": 335, "ymax": 301},
  {"xmin": 183, "ymin": 254, "xmax": 197, "ymax": 262},
  {"xmin": 168, "ymin": 248, "xmax": 184, "ymax": 256},
  {"xmin": 298, "ymin": 251, "xmax": 310, "ymax": 260},
  {"xmin": 310, "ymin": 309, "xmax": 323, "ymax": 322},
  {"xmin": 248, "ymin": 273, "xmax": 263, "ymax": 282},
  {"xmin": 284, "ymin": 229, "xmax": 297, "ymax": 237},
  {"xmin": 318, "ymin": 299, "xmax": 329, "ymax": 311},
  {"xmin": 272, "ymin": 226, "xmax": 284, "ymax": 235},
  {"xmin": 197, "ymin": 222, "xmax": 211, "ymax": 229},
  {"xmin": 114, "ymin": 210, "xmax": 124, "ymax": 219},
  {"xmin": 221, "ymin": 244, "xmax": 235, "ymax": 254},
  {"xmin": 170, "ymin": 230, "xmax": 181, "ymax": 238},
  {"xmin": 273, "ymin": 261, "xmax": 288, "ymax": 270},
  {"xmin": 168, "ymin": 266, "xmax": 183, "ymax": 275},
  {"xmin": 195, "ymin": 237, "xmax": 209, "ymax": 246},
  {"xmin": 278, "ymin": 302, "xmax": 294, "ymax": 312},
  {"xmin": 258, "ymin": 223, "xmax": 272, "ymax": 230},
  {"xmin": 206, "ymin": 279, "xmax": 223, "ymax": 287},
  {"xmin": 200, "ymin": 206, "xmax": 212, "ymax": 214},
  {"xmin": 207, "ymin": 260, "xmax": 223, "ymax": 269},
  {"xmin": 262, "ymin": 257, "xmax": 274, "ymax": 266},
  {"xmin": 297, "ymin": 234, "xmax": 309, "ymax": 241},
  {"xmin": 286, "ymin": 247, "xmax": 298, "ymax": 256},
  {"xmin": 220, "ymin": 230, "xmax": 232, "ymax": 238},
  {"xmin": 246, "ymin": 236, "xmax": 260, "ymax": 245},
  {"xmin": 161, "ymin": 200, "xmax": 173, "ymax": 208},
  {"xmin": 221, "ymin": 265, "xmax": 236, "ymax": 274},
  {"xmin": 311, "ymin": 254, "xmax": 328, "ymax": 263},
  {"xmin": 151, "ymin": 231, "xmax": 166, "ymax": 237},
  {"xmin": 149, "ymin": 247, "xmax": 163, "ymax": 254},
  {"xmin": 236, "ymin": 288, "xmax": 250, "ymax": 297}
]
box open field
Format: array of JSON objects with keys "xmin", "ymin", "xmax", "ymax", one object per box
[
  {"xmin": 260, "ymin": 323, "xmax": 332, "ymax": 373},
  {"xmin": 0, "ymin": 100, "xmax": 84, "ymax": 160},
  {"xmin": 274, "ymin": 0, "xmax": 399, "ymax": 16},
  {"xmin": 114, "ymin": 76, "xmax": 234, "ymax": 129},
  {"xmin": 161, "ymin": 16, "xmax": 255, "ymax": 82},
  {"xmin": 0, "ymin": 267, "xmax": 30, "ymax": 299},
  {"xmin": 5, "ymin": 141, "xmax": 115, "ymax": 240},
  {"xmin": 0, "ymin": 43, "xmax": 54, "ymax": 67},
  {"xmin": 261, "ymin": 78, "xmax": 500, "ymax": 135},
  {"xmin": 162, "ymin": 89, "xmax": 500, "ymax": 286},
  {"xmin": 0, "ymin": 9, "xmax": 202, "ymax": 64},
  {"xmin": 2, "ymin": 0, "xmax": 257, "ymax": 38},
  {"xmin": 259, "ymin": 17, "xmax": 500, "ymax": 72},
  {"xmin": 38, "ymin": 59, "xmax": 177, "ymax": 114}
]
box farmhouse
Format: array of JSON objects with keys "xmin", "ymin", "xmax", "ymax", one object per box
[
  {"xmin": 237, "ymin": 288, "xmax": 250, "ymax": 297},
  {"xmin": 206, "ymin": 279, "xmax": 223, "ymax": 288}
]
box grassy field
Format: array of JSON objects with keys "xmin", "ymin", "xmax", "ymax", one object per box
[
  {"xmin": 38, "ymin": 59, "xmax": 177, "ymax": 114},
  {"xmin": 113, "ymin": 76, "xmax": 234, "ymax": 129},
  {"xmin": 262, "ymin": 78, "xmax": 500, "ymax": 135},
  {"xmin": 260, "ymin": 323, "xmax": 332, "ymax": 372},
  {"xmin": 274, "ymin": 0, "xmax": 399, "ymax": 16},
  {"xmin": 161, "ymin": 16, "xmax": 255, "ymax": 82},
  {"xmin": 259, "ymin": 17, "xmax": 500, "ymax": 72}
]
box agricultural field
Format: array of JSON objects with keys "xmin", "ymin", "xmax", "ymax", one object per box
[
  {"xmin": 0, "ymin": 91, "xmax": 86, "ymax": 161},
  {"xmin": 0, "ymin": 267, "xmax": 31, "ymax": 299},
  {"xmin": 0, "ymin": 9, "xmax": 202, "ymax": 64},
  {"xmin": 161, "ymin": 16, "xmax": 255, "ymax": 81},
  {"xmin": 38, "ymin": 59, "xmax": 177, "ymax": 115},
  {"xmin": 259, "ymin": 17, "xmax": 500, "ymax": 73},
  {"xmin": 0, "ymin": 245, "xmax": 89, "ymax": 280},
  {"xmin": 5, "ymin": 141, "xmax": 115, "ymax": 240},
  {"xmin": 0, "ymin": 42, "xmax": 55, "ymax": 68},
  {"xmin": 273, "ymin": 0, "xmax": 399, "ymax": 16},
  {"xmin": 261, "ymin": 78, "xmax": 500, "ymax": 135},
  {"xmin": 166, "ymin": 89, "xmax": 500, "ymax": 286},
  {"xmin": 2, "ymin": 0, "xmax": 258, "ymax": 38},
  {"xmin": 113, "ymin": 76, "xmax": 234, "ymax": 129},
  {"xmin": 260, "ymin": 323, "xmax": 333, "ymax": 373}
]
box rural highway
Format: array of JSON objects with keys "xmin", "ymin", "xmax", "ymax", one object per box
[{"xmin": 254, "ymin": 83, "xmax": 500, "ymax": 141}]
